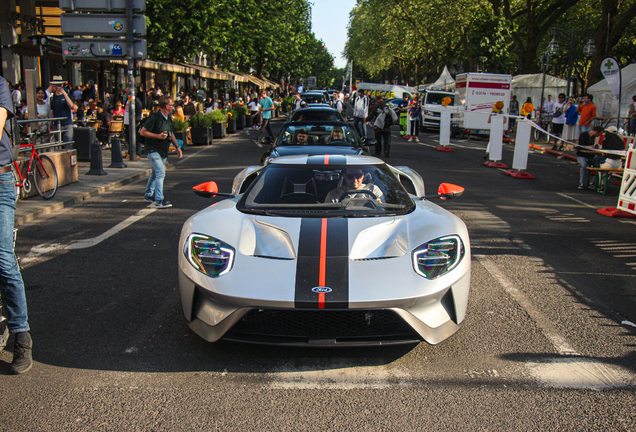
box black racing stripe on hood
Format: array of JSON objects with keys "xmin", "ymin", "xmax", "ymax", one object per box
[{"xmin": 295, "ymin": 218, "xmax": 349, "ymax": 309}]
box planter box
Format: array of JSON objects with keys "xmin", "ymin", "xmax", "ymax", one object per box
[
  {"xmin": 245, "ymin": 114, "xmax": 253, "ymax": 128},
  {"xmin": 190, "ymin": 127, "xmax": 212, "ymax": 145},
  {"xmin": 211, "ymin": 122, "xmax": 226, "ymax": 139},
  {"xmin": 174, "ymin": 131, "xmax": 190, "ymax": 147},
  {"xmin": 227, "ymin": 118, "xmax": 236, "ymax": 134},
  {"xmin": 236, "ymin": 115, "xmax": 246, "ymax": 130}
]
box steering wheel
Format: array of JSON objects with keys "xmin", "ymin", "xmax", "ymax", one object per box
[{"xmin": 338, "ymin": 189, "xmax": 378, "ymax": 202}]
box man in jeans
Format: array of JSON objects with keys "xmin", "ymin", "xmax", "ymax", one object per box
[
  {"xmin": 141, "ymin": 96, "xmax": 183, "ymax": 208},
  {"xmin": 0, "ymin": 76, "xmax": 32, "ymax": 374},
  {"xmin": 252, "ymin": 90, "xmax": 274, "ymax": 147}
]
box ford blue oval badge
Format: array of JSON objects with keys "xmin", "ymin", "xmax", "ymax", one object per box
[{"xmin": 312, "ymin": 286, "xmax": 332, "ymax": 293}]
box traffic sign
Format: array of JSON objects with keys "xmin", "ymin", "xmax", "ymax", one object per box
[
  {"xmin": 62, "ymin": 38, "xmax": 147, "ymax": 60},
  {"xmin": 61, "ymin": 13, "xmax": 146, "ymax": 36},
  {"xmin": 59, "ymin": 0, "xmax": 145, "ymax": 12}
]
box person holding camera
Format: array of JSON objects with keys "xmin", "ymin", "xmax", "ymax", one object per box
[{"xmin": 140, "ymin": 96, "xmax": 182, "ymax": 209}]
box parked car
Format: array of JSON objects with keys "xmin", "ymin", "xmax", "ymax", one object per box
[
  {"xmin": 300, "ymin": 91, "xmax": 329, "ymax": 106},
  {"xmin": 179, "ymin": 155, "xmax": 470, "ymax": 346},
  {"xmin": 289, "ymin": 106, "xmax": 346, "ymax": 122}
]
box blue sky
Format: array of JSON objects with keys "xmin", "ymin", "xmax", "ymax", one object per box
[{"xmin": 311, "ymin": 0, "xmax": 357, "ymax": 69}]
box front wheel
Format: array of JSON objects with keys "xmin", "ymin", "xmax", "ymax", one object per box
[{"xmin": 32, "ymin": 155, "xmax": 58, "ymax": 199}]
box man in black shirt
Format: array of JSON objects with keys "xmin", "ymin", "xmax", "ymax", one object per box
[{"xmin": 576, "ymin": 126, "xmax": 603, "ymax": 189}]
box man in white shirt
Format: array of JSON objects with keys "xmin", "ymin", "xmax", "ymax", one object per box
[
  {"xmin": 352, "ymin": 89, "xmax": 368, "ymax": 138},
  {"xmin": 550, "ymin": 93, "xmax": 566, "ymax": 150},
  {"xmin": 544, "ymin": 94, "xmax": 555, "ymax": 115}
]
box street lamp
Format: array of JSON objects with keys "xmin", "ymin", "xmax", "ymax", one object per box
[{"xmin": 550, "ymin": 27, "xmax": 597, "ymax": 96}]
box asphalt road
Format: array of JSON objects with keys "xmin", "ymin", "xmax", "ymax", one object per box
[{"xmin": 1, "ymin": 121, "xmax": 635, "ymax": 431}]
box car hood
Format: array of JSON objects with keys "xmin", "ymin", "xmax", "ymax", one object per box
[{"xmin": 184, "ymin": 198, "xmax": 466, "ymax": 262}]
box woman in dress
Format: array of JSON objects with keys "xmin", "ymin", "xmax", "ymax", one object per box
[{"xmin": 562, "ymin": 97, "xmax": 579, "ymax": 142}]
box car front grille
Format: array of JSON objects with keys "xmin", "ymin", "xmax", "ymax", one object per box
[{"xmin": 225, "ymin": 309, "xmax": 421, "ymax": 346}]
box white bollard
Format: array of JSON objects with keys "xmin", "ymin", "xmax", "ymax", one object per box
[
  {"xmin": 513, "ymin": 119, "xmax": 531, "ymax": 170},
  {"xmin": 439, "ymin": 108, "xmax": 451, "ymax": 146},
  {"xmin": 487, "ymin": 113, "xmax": 504, "ymax": 161}
]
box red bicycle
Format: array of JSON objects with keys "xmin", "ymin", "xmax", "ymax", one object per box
[{"xmin": 11, "ymin": 142, "xmax": 58, "ymax": 200}]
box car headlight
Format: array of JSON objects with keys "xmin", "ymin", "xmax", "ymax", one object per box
[
  {"xmin": 184, "ymin": 233, "xmax": 235, "ymax": 277},
  {"xmin": 412, "ymin": 235, "xmax": 464, "ymax": 279}
]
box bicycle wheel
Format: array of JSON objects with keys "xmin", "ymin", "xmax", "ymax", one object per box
[{"xmin": 32, "ymin": 155, "xmax": 58, "ymax": 199}]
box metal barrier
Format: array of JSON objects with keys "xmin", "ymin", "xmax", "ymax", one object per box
[
  {"xmin": 618, "ymin": 143, "xmax": 636, "ymax": 215},
  {"xmin": 16, "ymin": 117, "xmax": 75, "ymax": 151}
]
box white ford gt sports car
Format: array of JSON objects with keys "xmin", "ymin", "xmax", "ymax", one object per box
[{"xmin": 179, "ymin": 155, "xmax": 471, "ymax": 346}]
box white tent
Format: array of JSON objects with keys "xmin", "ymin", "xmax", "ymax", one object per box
[
  {"xmin": 420, "ymin": 66, "xmax": 455, "ymax": 91},
  {"xmin": 588, "ymin": 63, "xmax": 636, "ymax": 118},
  {"xmin": 511, "ymin": 74, "xmax": 568, "ymax": 106}
]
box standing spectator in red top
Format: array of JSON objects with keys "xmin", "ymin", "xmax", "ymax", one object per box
[{"xmin": 577, "ymin": 94, "xmax": 596, "ymax": 134}]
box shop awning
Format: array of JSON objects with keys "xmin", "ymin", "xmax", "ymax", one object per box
[
  {"xmin": 243, "ymin": 74, "xmax": 267, "ymax": 89},
  {"xmin": 179, "ymin": 63, "xmax": 231, "ymax": 81}
]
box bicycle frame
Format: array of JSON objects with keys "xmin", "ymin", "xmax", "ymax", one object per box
[{"xmin": 12, "ymin": 142, "xmax": 49, "ymax": 188}]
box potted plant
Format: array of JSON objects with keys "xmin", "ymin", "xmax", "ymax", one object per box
[
  {"xmin": 206, "ymin": 109, "xmax": 227, "ymax": 139},
  {"xmin": 172, "ymin": 117, "xmax": 190, "ymax": 149},
  {"xmin": 235, "ymin": 105, "xmax": 247, "ymax": 130},
  {"xmin": 188, "ymin": 113, "xmax": 212, "ymax": 145},
  {"xmin": 226, "ymin": 108, "xmax": 237, "ymax": 134}
]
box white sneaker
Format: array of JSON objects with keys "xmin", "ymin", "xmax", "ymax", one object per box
[
  {"xmin": 408, "ymin": 137, "xmax": 414, "ymax": 142},
  {"xmin": 414, "ymin": 137, "xmax": 420, "ymax": 142}
]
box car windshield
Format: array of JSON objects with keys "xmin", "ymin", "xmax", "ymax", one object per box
[
  {"xmin": 277, "ymin": 124, "xmax": 359, "ymax": 147},
  {"xmin": 300, "ymin": 93, "xmax": 326, "ymax": 104},
  {"xmin": 237, "ymin": 164, "xmax": 415, "ymax": 217},
  {"xmin": 426, "ymin": 93, "xmax": 455, "ymax": 105}
]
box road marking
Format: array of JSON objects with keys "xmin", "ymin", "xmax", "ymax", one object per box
[
  {"xmin": 476, "ymin": 254, "xmax": 633, "ymax": 389},
  {"xmin": 557, "ymin": 193, "xmax": 598, "ymax": 209},
  {"xmin": 66, "ymin": 206, "xmax": 157, "ymax": 250}
]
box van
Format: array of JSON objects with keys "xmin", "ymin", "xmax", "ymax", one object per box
[
  {"xmin": 421, "ymin": 89, "xmax": 456, "ymax": 131},
  {"xmin": 355, "ymin": 83, "xmax": 415, "ymax": 101}
]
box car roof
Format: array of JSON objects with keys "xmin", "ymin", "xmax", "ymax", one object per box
[{"xmin": 270, "ymin": 154, "xmax": 383, "ymax": 166}]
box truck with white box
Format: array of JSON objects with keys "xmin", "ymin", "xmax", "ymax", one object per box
[{"xmin": 455, "ymin": 73, "xmax": 512, "ymax": 134}]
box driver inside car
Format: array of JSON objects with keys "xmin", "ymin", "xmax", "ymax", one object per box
[
  {"xmin": 328, "ymin": 127, "xmax": 346, "ymax": 143},
  {"xmin": 325, "ymin": 168, "xmax": 384, "ymax": 203}
]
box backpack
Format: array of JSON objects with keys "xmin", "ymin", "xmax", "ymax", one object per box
[
  {"xmin": 383, "ymin": 106, "xmax": 397, "ymax": 127},
  {"xmin": 136, "ymin": 114, "xmax": 152, "ymax": 145}
]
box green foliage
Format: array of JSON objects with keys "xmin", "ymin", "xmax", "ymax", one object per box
[
  {"xmin": 145, "ymin": 0, "xmax": 335, "ymax": 85},
  {"xmin": 234, "ymin": 105, "xmax": 248, "ymax": 116},
  {"xmin": 172, "ymin": 117, "xmax": 189, "ymax": 132},
  {"xmin": 206, "ymin": 109, "xmax": 226, "ymax": 124},
  {"xmin": 281, "ymin": 96, "xmax": 294, "ymax": 113},
  {"xmin": 189, "ymin": 113, "xmax": 211, "ymax": 128}
]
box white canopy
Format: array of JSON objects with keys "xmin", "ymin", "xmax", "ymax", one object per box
[
  {"xmin": 420, "ymin": 66, "xmax": 455, "ymax": 91},
  {"xmin": 588, "ymin": 63, "xmax": 636, "ymax": 118},
  {"xmin": 511, "ymin": 73, "xmax": 568, "ymax": 106}
]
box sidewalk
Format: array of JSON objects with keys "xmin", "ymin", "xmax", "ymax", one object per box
[
  {"xmin": 15, "ymin": 149, "xmax": 153, "ymax": 227},
  {"xmin": 13, "ymin": 115, "xmax": 285, "ymax": 227}
]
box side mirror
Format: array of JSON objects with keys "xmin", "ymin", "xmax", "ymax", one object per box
[
  {"xmin": 193, "ymin": 181, "xmax": 234, "ymax": 198},
  {"xmin": 437, "ymin": 183, "xmax": 464, "ymax": 200}
]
